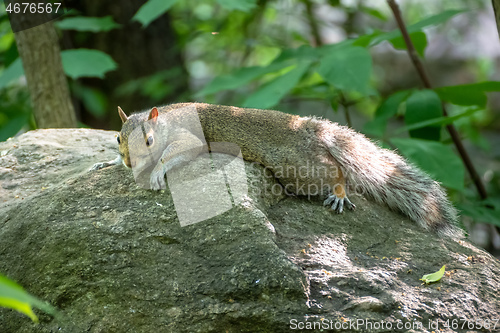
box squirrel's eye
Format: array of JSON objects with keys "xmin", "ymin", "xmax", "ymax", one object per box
[
  {"xmin": 117, "ymin": 136, "xmax": 121, "ymax": 144},
  {"xmin": 146, "ymin": 136, "xmax": 153, "ymax": 147}
]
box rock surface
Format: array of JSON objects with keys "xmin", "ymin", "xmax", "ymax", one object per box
[{"xmin": 0, "ymin": 129, "xmax": 499, "ymax": 333}]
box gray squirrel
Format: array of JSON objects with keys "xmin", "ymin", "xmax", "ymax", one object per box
[{"xmin": 91, "ymin": 103, "xmax": 462, "ymax": 238}]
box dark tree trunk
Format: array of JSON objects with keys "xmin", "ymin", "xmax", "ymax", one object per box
[
  {"xmin": 10, "ymin": 1, "xmax": 77, "ymax": 128},
  {"xmin": 65, "ymin": 0, "xmax": 189, "ymax": 129}
]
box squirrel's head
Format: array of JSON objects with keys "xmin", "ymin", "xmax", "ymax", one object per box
[{"xmin": 117, "ymin": 106, "xmax": 160, "ymax": 169}]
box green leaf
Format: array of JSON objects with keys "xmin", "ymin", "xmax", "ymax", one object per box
[
  {"xmin": 216, "ymin": 0, "xmax": 256, "ymax": 12},
  {"xmin": 0, "ymin": 113, "xmax": 29, "ymax": 141},
  {"xmin": 72, "ymin": 84, "xmax": 108, "ymax": 117},
  {"xmin": 197, "ymin": 61, "xmax": 291, "ymax": 96},
  {"xmin": 132, "ymin": 0, "xmax": 179, "ymax": 28},
  {"xmin": 457, "ymin": 204, "xmax": 500, "ymax": 227},
  {"xmin": 61, "ymin": 49, "xmax": 117, "ymax": 79},
  {"xmin": 0, "ymin": 57, "xmax": 23, "ymax": 90},
  {"xmin": 396, "ymin": 107, "xmax": 482, "ymax": 133},
  {"xmin": 390, "ymin": 138, "xmax": 465, "ymax": 191},
  {"xmin": 0, "ymin": 50, "xmax": 117, "ymax": 85},
  {"xmin": 405, "ymin": 90, "xmax": 442, "ymax": 141},
  {"xmin": 420, "ymin": 265, "xmax": 446, "ymax": 284},
  {"xmin": 360, "ymin": 6, "xmax": 388, "ymax": 21},
  {"xmin": 242, "ymin": 62, "xmax": 311, "ymax": 109},
  {"xmin": 389, "ymin": 31, "xmax": 428, "ymax": 58},
  {"xmin": 0, "ymin": 274, "xmax": 57, "ymax": 322},
  {"xmin": 435, "ymin": 81, "xmax": 500, "ymax": 107},
  {"xmin": 272, "ymin": 45, "xmax": 320, "ymax": 63},
  {"xmin": 368, "ymin": 9, "xmax": 465, "ymax": 47},
  {"xmin": 363, "ymin": 90, "xmax": 410, "ymax": 136},
  {"xmin": 317, "ymin": 46, "xmax": 372, "ymax": 95},
  {"xmin": 55, "ymin": 16, "xmax": 121, "ymax": 32}
]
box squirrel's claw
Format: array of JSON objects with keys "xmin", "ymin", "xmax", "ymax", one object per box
[
  {"xmin": 150, "ymin": 168, "xmax": 167, "ymax": 190},
  {"xmin": 323, "ymin": 194, "xmax": 356, "ymax": 214}
]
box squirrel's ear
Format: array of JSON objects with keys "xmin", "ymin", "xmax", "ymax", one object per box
[
  {"xmin": 118, "ymin": 106, "xmax": 128, "ymax": 123},
  {"xmin": 148, "ymin": 107, "xmax": 159, "ymax": 121}
]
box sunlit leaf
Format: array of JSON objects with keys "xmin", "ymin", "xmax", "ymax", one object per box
[
  {"xmin": 420, "ymin": 265, "xmax": 446, "ymax": 284},
  {"xmin": 242, "ymin": 61, "xmax": 311, "ymax": 109},
  {"xmin": 0, "ymin": 274, "xmax": 57, "ymax": 322}
]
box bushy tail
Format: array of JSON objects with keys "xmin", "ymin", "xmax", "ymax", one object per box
[{"xmin": 320, "ymin": 122, "xmax": 463, "ymax": 238}]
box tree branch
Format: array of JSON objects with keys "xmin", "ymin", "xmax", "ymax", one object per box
[
  {"xmin": 492, "ymin": 0, "xmax": 500, "ymax": 39},
  {"xmin": 386, "ymin": 0, "xmax": 488, "ymax": 201}
]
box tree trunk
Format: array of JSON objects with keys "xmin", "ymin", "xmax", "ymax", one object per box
[
  {"xmin": 65, "ymin": 0, "xmax": 189, "ymax": 129},
  {"xmin": 10, "ymin": 3, "xmax": 77, "ymax": 128}
]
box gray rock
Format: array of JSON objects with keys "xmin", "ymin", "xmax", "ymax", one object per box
[{"xmin": 0, "ymin": 129, "xmax": 499, "ymax": 333}]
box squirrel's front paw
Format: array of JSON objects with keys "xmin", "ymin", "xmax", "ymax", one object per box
[
  {"xmin": 150, "ymin": 169, "xmax": 167, "ymax": 190},
  {"xmin": 89, "ymin": 156, "xmax": 122, "ymax": 171},
  {"xmin": 323, "ymin": 194, "xmax": 356, "ymax": 214},
  {"xmin": 89, "ymin": 162, "xmax": 108, "ymax": 171}
]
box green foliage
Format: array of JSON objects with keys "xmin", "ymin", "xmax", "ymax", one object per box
[
  {"xmin": 396, "ymin": 107, "xmax": 483, "ymax": 134},
  {"xmin": 197, "ymin": 62, "xmax": 292, "ymax": 96},
  {"xmin": 317, "ymin": 45, "xmax": 373, "ymax": 95},
  {"xmin": 116, "ymin": 68, "xmax": 183, "ymax": 103},
  {"xmin": 404, "ymin": 90, "xmax": 442, "ymax": 141},
  {"xmin": 355, "ymin": 9, "xmax": 466, "ymax": 47},
  {"xmin": 243, "ymin": 62, "xmax": 311, "ymax": 109},
  {"xmin": 363, "ymin": 90, "xmax": 410, "ymax": 137},
  {"xmin": 72, "ymin": 83, "xmax": 108, "ymax": 118},
  {"xmin": 0, "ymin": 49, "xmax": 117, "ymax": 87},
  {"xmin": 55, "ymin": 16, "xmax": 121, "ymax": 32},
  {"xmin": 133, "ymin": 0, "xmax": 179, "ymax": 27},
  {"xmin": 216, "ymin": 0, "xmax": 257, "ymax": 12},
  {"xmin": 0, "ymin": 86, "xmax": 31, "ymax": 141},
  {"xmin": 434, "ymin": 81, "xmax": 500, "ymax": 107},
  {"xmin": 391, "ymin": 138, "xmax": 465, "ymax": 191},
  {"xmin": 0, "ymin": 274, "xmax": 57, "ymax": 322},
  {"xmin": 0, "ymin": 57, "xmax": 22, "ymax": 90},
  {"xmin": 389, "ymin": 31, "xmax": 427, "ymax": 58},
  {"xmin": 458, "ymin": 203, "xmax": 500, "ymax": 228},
  {"xmin": 61, "ymin": 49, "xmax": 117, "ymax": 79}
]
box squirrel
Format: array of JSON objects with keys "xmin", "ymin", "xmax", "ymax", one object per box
[{"xmin": 91, "ymin": 103, "xmax": 462, "ymax": 238}]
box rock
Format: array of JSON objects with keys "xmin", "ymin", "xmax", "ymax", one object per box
[{"xmin": 0, "ymin": 129, "xmax": 499, "ymax": 333}]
